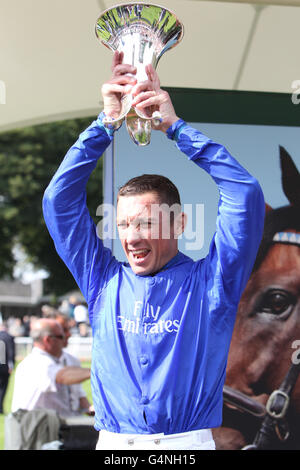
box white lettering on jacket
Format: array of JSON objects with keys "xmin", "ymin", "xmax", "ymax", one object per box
[{"xmin": 117, "ymin": 301, "xmax": 179, "ymax": 335}]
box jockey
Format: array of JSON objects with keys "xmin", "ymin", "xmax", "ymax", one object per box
[{"xmin": 42, "ymin": 52, "xmax": 265, "ymax": 450}]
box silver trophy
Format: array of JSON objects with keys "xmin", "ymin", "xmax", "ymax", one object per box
[{"xmin": 95, "ymin": 3, "xmax": 184, "ymax": 146}]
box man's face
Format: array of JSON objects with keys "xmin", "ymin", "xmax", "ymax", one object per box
[
  {"xmin": 47, "ymin": 323, "xmax": 65, "ymax": 358},
  {"xmin": 57, "ymin": 318, "xmax": 71, "ymax": 348},
  {"xmin": 117, "ymin": 192, "xmax": 180, "ymax": 276}
]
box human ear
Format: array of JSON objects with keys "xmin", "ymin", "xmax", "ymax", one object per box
[{"xmin": 174, "ymin": 212, "xmax": 187, "ymax": 238}]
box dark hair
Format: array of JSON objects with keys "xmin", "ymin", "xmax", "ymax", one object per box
[{"xmin": 117, "ymin": 174, "xmax": 181, "ymax": 207}]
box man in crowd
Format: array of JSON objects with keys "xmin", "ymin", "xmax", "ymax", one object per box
[
  {"xmin": 42, "ymin": 52, "xmax": 265, "ymax": 449},
  {"xmin": 12, "ymin": 318, "xmax": 91, "ymax": 417},
  {"xmin": 0, "ymin": 322, "xmax": 15, "ymax": 414}
]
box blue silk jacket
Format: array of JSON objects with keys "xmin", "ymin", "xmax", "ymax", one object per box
[{"xmin": 43, "ymin": 117, "xmax": 265, "ymax": 434}]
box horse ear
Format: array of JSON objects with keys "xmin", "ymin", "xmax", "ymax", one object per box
[{"xmin": 279, "ymin": 146, "xmax": 300, "ymax": 208}]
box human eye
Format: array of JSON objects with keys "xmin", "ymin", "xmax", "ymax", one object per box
[
  {"xmin": 139, "ymin": 219, "xmax": 154, "ymax": 230},
  {"xmin": 117, "ymin": 221, "xmax": 128, "ymax": 230},
  {"xmin": 140, "ymin": 220, "xmax": 151, "ymax": 229}
]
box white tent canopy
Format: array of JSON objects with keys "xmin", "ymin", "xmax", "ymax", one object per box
[{"xmin": 1, "ymin": 0, "xmax": 299, "ymax": 132}]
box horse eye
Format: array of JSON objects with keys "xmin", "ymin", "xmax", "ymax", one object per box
[{"xmin": 259, "ymin": 289, "xmax": 295, "ymax": 317}]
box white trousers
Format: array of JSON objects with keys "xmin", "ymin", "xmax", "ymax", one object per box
[{"xmin": 96, "ymin": 428, "xmax": 216, "ymax": 450}]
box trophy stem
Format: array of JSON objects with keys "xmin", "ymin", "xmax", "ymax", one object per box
[{"xmin": 126, "ymin": 108, "xmax": 152, "ymax": 146}]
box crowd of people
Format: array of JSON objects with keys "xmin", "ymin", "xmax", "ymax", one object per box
[{"xmin": 2, "ymin": 297, "xmax": 90, "ymax": 339}]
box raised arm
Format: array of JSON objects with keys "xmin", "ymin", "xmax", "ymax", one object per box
[
  {"xmin": 42, "ymin": 53, "xmax": 137, "ymax": 303},
  {"xmin": 175, "ymin": 123, "xmax": 265, "ymax": 298},
  {"xmin": 134, "ymin": 65, "xmax": 265, "ymax": 299},
  {"xmin": 42, "ymin": 118, "xmax": 113, "ymax": 303}
]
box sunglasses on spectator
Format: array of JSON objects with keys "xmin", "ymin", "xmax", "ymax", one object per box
[{"xmin": 49, "ymin": 334, "xmax": 65, "ymax": 340}]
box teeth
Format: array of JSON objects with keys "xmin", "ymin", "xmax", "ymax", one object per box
[{"xmin": 132, "ymin": 249, "xmax": 149, "ymax": 259}]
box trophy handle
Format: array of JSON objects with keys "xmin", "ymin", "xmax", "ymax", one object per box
[{"xmin": 102, "ymin": 92, "xmax": 162, "ymax": 146}]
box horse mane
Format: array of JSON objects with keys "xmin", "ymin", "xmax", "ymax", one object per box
[{"xmin": 253, "ymin": 146, "xmax": 300, "ymax": 272}]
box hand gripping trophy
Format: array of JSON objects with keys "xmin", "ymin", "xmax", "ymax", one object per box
[{"xmin": 95, "ymin": 3, "xmax": 184, "ymax": 146}]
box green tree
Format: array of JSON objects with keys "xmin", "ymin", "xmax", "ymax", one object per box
[{"xmin": 0, "ymin": 117, "xmax": 103, "ymax": 295}]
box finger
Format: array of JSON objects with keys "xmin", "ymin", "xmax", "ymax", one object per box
[
  {"xmin": 117, "ymin": 51, "xmax": 124, "ymax": 64},
  {"xmin": 135, "ymin": 94, "xmax": 163, "ymax": 110},
  {"xmin": 111, "ymin": 51, "xmax": 117, "ymax": 71},
  {"xmin": 112, "ymin": 63, "xmax": 137, "ymax": 77},
  {"xmin": 145, "ymin": 64, "xmax": 160, "ymax": 91},
  {"xmin": 131, "ymin": 80, "xmax": 153, "ymax": 96},
  {"xmin": 103, "ymin": 76, "xmax": 136, "ymax": 95},
  {"xmin": 132, "ymin": 90, "xmax": 156, "ymax": 106},
  {"xmin": 102, "ymin": 83, "xmax": 133, "ymax": 96},
  {"xmin": 110, "ymin": 75, "xmax": 137, "ymax": 86},
  {"xmin": 111, "ymin": 51, "xmax": 123, "ymax": 71}
]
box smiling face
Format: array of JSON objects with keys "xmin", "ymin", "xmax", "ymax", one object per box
[{"xmin": 117, "ymin": 191, "xmax": 182, "ymax": 276}]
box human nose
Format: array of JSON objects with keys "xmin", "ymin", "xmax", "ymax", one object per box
[{"xmin": 126, "ymin": 222, "xmax": 143, "ymax": 244}]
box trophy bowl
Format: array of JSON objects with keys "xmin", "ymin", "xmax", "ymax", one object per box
[{"xmin": 95, "ymin": 3, "xmax": 184, "ymax": 146}]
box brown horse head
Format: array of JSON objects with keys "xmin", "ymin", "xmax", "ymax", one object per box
[{"xmin": 213, "ymin": 147, "xmax": 300, "ymax": 450}]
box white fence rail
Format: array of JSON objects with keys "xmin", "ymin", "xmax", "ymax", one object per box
[{"xmin": 14, "ymin": 336, "xmax": 93, "ymax": 361}]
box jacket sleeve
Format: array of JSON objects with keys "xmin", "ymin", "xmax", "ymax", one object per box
[
  {"xmin": 167, "ymin": 120, "xmax": 265, "ymax": 304},
  {"xmin": 42, "ymin": 117, "xmax": 118, "ymax": 305}
]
